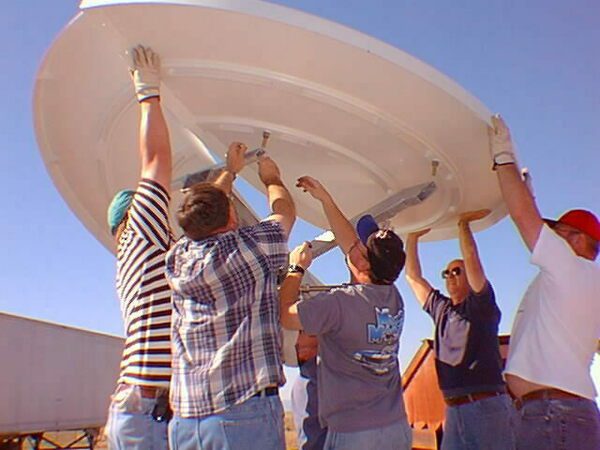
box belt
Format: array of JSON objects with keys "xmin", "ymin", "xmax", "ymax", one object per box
[
  {"xmin": 118, "ymin": 383, "xmax": 168, "ymax": 399},
  {"xmin": 513, "ymin": 388, "xmax": 583, "ymax": 410},
  {"xmin": 139, "ymin": 386, "xmax": 166, "ymax": 399},
  {"xmin": 445, "ymin": 390, "xmax": 505, "ymax": 407},
  {"xmin": 253, "ymin": 386, "xmax": 279, "ymax": 398}
]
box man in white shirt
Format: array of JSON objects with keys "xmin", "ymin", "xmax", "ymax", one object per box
[{"xmin": 490, "ymin": 115, "xmax": 600, "ymax": 449}]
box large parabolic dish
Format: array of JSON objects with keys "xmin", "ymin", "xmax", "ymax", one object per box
[{"xmin": 34, "ymin": 0, "xmax": 506, "ymax": 251}]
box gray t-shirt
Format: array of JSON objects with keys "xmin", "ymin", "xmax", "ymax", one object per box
[{"xmin": 297, "ymin": 284, "xmax": 407, "ymax": 432}]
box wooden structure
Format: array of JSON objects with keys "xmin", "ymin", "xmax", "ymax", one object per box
[{"xmin": 401, "ymin": 336, "xmax": 510, "ymax": 449}]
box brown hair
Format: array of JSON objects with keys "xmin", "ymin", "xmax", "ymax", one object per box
[{"xmin": 177, "ymin": 182, "xmax": 230, "ymax": 241}]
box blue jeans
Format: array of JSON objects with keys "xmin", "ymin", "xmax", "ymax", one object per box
[
  {"xmin": 323, "ymin": 419, "xmax": 412, "ymax": 450},
  {"xmin": 442, "ymin": 394, "xmax": 516, "ymax": 450},
  {"xmin": 515, "ymin": 397, "xmax": 600, "ymax": 450},
  {"xmin": 105, "ymin": 385, "xmax": 169, "ymax": 450},
  {"xmin": 292, "ymin": 358, "xmax": 327, "ymax": 450},
  {"xmin": 168, "ymin": 395, "xmax": 285, "ymax": 450}
]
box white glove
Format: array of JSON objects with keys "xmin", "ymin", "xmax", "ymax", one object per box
[
  {"xmin": 489, "ymin": 114, "xmax": 518, "ymax": 168},
  {"xmin": 130, "ymin": 45, "xmax": 161, "ymax": 102}
]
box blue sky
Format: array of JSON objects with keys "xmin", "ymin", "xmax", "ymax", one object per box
[{"xmin": 2, "ymin": 0, "xmax": 599, "ymax": 393}]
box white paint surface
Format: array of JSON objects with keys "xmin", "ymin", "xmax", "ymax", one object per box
[{"xmin": 34, "ymin": 0, "xmax": 506, "ymax": 253}]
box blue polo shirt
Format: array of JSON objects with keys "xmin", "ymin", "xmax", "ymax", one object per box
[{"xmin": 424, "ymin": 282, "xmax": 505, "ymax": 398}]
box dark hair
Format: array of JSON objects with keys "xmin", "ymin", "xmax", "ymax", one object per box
[
  {"xmin": 366, "ymin": 230, "xmax": 405, "ymax": 284},
  {"xmin": 177, "ymin": 182, "xmax": 230, "ymax": 241}
]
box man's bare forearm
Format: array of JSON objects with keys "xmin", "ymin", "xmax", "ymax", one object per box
[
  {"xmin": 458, "ymin": 220, "xmax": 486, "ymax": 293},
  {"xmin": 264, "ymin": 181, "xmax": 296, "ymax": 237},
  {"xmin": 489, "ymin": 115, "xmax": 543, "ymax": 252},
  {"xmin": 139, "ymin": 98, "xmax": 172, "ymax": 189},
  {"xmin": 495, "ymin": 163, "xmax": 543, "ymax": 251},
  {"xmin": 319, "ymin": 195, "xmax": 358, "ymax": 254},
  {"xmin": 213, "ymin": 170, "xmax": 235, "ymax": 195},
  {"xmin": 405, "ymin": 235, "xmax": 423, "ymax": 280},
  {"xmin": 404, "ymin": 234, "xmax": 432, "ymax": 306},
  {"xmin": 279, "ymin": 273, "xmax": 303, "ymax": 330},
  {"xmin": 267, "ymin": 181, "xmax": 295, "ymax": 216}
]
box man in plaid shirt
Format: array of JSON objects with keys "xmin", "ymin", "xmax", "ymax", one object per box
[{"xmin": 165, "ymin": 147, "xmax": 296, "ymax": 450}]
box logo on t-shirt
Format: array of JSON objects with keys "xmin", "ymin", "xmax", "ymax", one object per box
[
  {"xmin": 351, "ymin": 307, "xmax": 404, "ymax": 375},
  {"xmin": 367, "ymin": 307, "xmax": 404, "ymax": 345}
]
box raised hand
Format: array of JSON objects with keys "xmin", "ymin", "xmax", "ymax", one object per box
[
  {"xmin": 296, "ymin": 176, "xmax": 331, "ymax": 202},
  {"xmin": 289, "ymin": 241, "xmax": 313, "ymax": 271},
  {"xmin": 488, "ymin": 114, "xmax": 517, "ymax": 165},
  {"xmin": 130, "ymin": 45, "xmax": 161, "ymax": 102},
  {"xmin": 225, "ymin": 142, "xmax": 247, "ymax": 175},
  {"xmin": 257, "ymin": 156, "xmax": 282, "ymax": 186}
]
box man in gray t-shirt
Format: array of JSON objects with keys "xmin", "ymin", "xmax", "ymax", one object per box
[{"xmin": 280, "ymin": 176, "xmax": 412, "ymax": 450}]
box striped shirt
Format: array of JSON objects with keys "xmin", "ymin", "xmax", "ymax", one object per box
[
  {"xmin": 165, "ymin": 220, "xmax": 288, "ymax": 418},
  {"xmin": 116, "ymin": 179, "xmax": 173, "ymax": 388}
]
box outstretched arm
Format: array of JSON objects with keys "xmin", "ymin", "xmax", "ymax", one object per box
[
  {"xmin": 280, "ymin": 242, "xmax": 313, "ymax": 330},
  {"xmin": 259, "ymin": 157, "xmax": 296, "ymax": 238},
  {"xmin": 405, "ymin": 230, "xmax": 433, "ymax": 307},
  {"xmin": 458, "ymin": 210, "xmax": 489, "ymax": 293},
  {"xmin": 490, "ymin": 115, "xmax": 543, "ymax": 251},
  {"xmin": 296, "ymin": 176, "xmax": 369, "ymax": 271},
  {"xmin": 131, "ymin": 46, "xmax": 171, "ymax": 190}
]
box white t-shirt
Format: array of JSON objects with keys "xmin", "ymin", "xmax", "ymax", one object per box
[{"xmin": 505, "ymin": 224, "xmax": 600, "ymax": 399}]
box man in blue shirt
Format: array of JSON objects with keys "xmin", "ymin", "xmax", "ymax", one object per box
[{"xmin": 405, "ymin": 210, "xmax": 516, "ymax": 450}]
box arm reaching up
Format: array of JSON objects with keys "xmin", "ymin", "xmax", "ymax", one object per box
[
  {"xmin": 296, "ymin": 176, "xmax": 370, "ymax": 272},
  {"xmin": 405, "ymin": 229, "xmax": 433, "ymax": 306},
  {"xmin": 280, "ymin": 242, "xmax": 313, "ymax": 330},
  {"xmin": 458, "ymin": 210, "xmax": 489, "ymax": 294},
  {"xmin": 490, "ymin": 115, "xmax": 543, "ymax": 251},
  {"xmin": 259, "ymin": 156, "xmax": 296, "ymax": 238},
  {"xmin": 131, "ymin": 46, "xmax": 172, "ymax": 190}
]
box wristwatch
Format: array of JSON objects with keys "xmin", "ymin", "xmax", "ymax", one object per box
[{"xmin": 287, "ymin": 264, "xmax": 305, "ymax": 275}]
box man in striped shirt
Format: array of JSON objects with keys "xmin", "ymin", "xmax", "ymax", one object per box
[
  {"xmin": 165, "ymin": 152, "xmax": 296, "ymax": 449},
  {"xmin": 104, "ymin": 46, "xmax": 173, "ymax": 450}
]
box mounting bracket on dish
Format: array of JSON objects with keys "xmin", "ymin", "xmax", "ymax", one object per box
[{"xmin": 173, "ymin": 130, "xmax": 271, "ymax": 190}]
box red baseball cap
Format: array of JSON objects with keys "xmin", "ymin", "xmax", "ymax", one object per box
[{"xmin": 545, "ymin": 209, "xmax": 600, "ymax": 241}]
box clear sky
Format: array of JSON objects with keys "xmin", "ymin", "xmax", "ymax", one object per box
[{"xmin": 2, "ymin": 0, "xmax": 599, "ymax": 402}]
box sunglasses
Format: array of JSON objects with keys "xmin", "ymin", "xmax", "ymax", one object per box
[{"xmin": 441, "ymin": 267, "xmax": 462, "ymax": 279}]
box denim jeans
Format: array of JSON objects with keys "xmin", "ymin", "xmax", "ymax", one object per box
[
  {"xmin": 105, "ymin": 385, "xmax": 169, "ymax": 450},
  {"xmin": 515, "ymin": 397, "xmax": 600, "ymax": 450},
  {"xmin": 323, "ymin": 419, "xmax": 412, "ymax": 450},
  {"xmin": 442, "ymin": 394, "xmax": 516, "ymax": 450},
  {"xmin": 168, "ymin": 395, "xmax": 285, "ymax": 450},
  {"xmin": 292, "ymin": 358, "xmax": 328, "ymax": 450}
]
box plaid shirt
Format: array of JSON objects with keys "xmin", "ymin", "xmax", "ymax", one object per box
[{"xmin": 165, "ymin": 220, "xmax": 288, "ymax": 418}]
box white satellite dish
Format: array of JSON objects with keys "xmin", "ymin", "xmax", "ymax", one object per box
[{"xmin": 34, "ymin": 0, "xmax": 505, "ymax": 252}]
